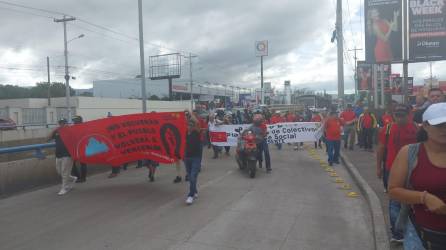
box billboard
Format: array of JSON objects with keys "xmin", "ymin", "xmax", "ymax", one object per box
[
  {"xmin": 357, "ymin": 61, "xmax": 372, "ymax": 91},
  {"xmin": 364, "ymin": 0, "xmax": 403, "ymax": 63},
  {"xmin": 408, "ymin": 1, "xmax": 446, "ymax": 62},
  {"xmin": 255, "ymin": 40, "xmax": 268, "ymax": 57}
]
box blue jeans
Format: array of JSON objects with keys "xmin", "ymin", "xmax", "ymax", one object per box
[
  {"xmin": 184, "ymin": 157, "xmax": 201, "ymax": 197},
  {"xmin": 257, "ymin": 139, "xmax": 271, "ymax": 169},
  {"xmin": 389, "ymin": 199, "xmax": 404, "ymax": 239},
  {"xmin": 383, "ymin": 168, "xmax": 390, "ymax": 191},
  {"xmin": 326, "ymin": 140, "xmax": 340, "ymax": 163},
  {"xmin": 404, "ymin": 219, "xmax": 425, "ymax": 250}
]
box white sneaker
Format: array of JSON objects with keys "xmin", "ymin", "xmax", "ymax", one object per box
[
  {"xmin": 186, "ymin": 196, "xmax": 194, "ymax": 205},
  {"xmin": 58, "ymin": 189, "xmax": 68, "ymax": 195},
  {"xmin": 194, "ymin": 193, "xmax": 199, "ymax": 199},
  {"xmin": 68, "ymin": 176, "xmax": 78, "ymax": 190}
]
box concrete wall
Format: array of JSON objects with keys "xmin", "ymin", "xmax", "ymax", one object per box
[
  {"xmin": 0, "ymin": 98, "xmax": 48, "ymax": 108},
  {"xmin": 0, "ymin": 128, "xmax": 52, "ymax": 144},
  {"xmin": 0, "ymin": 156, "xmax": 58, "ymax": 197}
]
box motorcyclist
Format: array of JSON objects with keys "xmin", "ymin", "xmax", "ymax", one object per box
[{"xmin": 248, "ymin": 114, "xmax": 271, "ymax": 172}]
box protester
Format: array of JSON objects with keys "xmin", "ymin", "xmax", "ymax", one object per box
[
  {"xmin": 270, "ymin": 111, "xmax": 284, "ymax": 150},
  {"xmin": 376, "ymin": 104, "xmax": 418, "ymax": 243},
  {"xmin": 311, "ymin": 111, "xmax": 324, "ymax": 149},
  {"xmin": 389, "ymin": 103, "xmax": 446, "ymax": 250},
  {"xmin": 184, "ymin": 119, "xmax": 203, "ymax": 205},
  {"xmin": 208, "ymin": 114, "xmax": 223, "ymax": 159},
  {"xmin": 323, "ymin": 110, "xmax": 343, "ymax": 166},
  {"xmin": 223, "ymin": 114, "xmax": 232, "ymax": 155},
  {"xmin": 70, "ymin": 115, "xmax": 88, "ymax": 183},
  {"xmin": 48, "ymin": 118, "xmax": 76, "ymax": 195},
  {"xmin": 380, "ymin": 108, "xmax": 394, "ymax": 129},
  {"xmin": 143, "ymin": 159, "xmax": 159, "ymax": 182},
  {"xmin": 354, "ymin": 100, "xmax": 365, "ymax": 147},
  {"xmin": 340, "ymin": 104, "xmax": 357, "ymax": 150},
  {"xmin": 285, "ymin": 111, "xmax": 297, "ymax": 123},
  {"xmin": 250, "ymin": 114, "xmax": 271, "ymax": 172},
  {"xmin": 358, "ymin": 107, "xmax": 377, "ymax": 151},
  {"xmin": 293, "ymin": 112, "xmax": 305, "ymax": 150},
  {"xmin": 173, "ymin": 161, "xmax": 183, "ymax": 183},
  {"xmin": 413, "ymin": 95, "xmax": 428, "ymax": 112},
  {"xmin": 413, "ymin": 88, "xmax": 445, "ymax": 124}
]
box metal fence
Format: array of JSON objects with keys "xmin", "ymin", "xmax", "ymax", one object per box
[{"xmin": 22, "ymin": 108, "xmax": 46, "ymax": 125}]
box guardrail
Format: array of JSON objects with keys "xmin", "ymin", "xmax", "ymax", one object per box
[{"xmin": 0, "ymin": 142, "xmax": 55, "ymax": 159}]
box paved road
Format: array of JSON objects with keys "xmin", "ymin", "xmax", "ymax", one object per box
[{"xmin": 0, "ymin": 145, "xmax": 374, "ymax": 250}]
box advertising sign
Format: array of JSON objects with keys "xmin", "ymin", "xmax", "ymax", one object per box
[
  {"xmin": 255, "ymin": 40, "xmax": 268, "ymax": 57},
  {"xmin": 364, "ymin": 0, "xmax": 403, "ymax": 63},
  {"xmin": 408, "ymin": 0, "xmax": 446, "ymax": 62},
  {"xmin": 357, "ymin": 61, "xmax": 373, "ymax": 91}
]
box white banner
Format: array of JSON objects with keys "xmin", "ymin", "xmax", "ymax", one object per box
[{"xmin": 209, "ymin": 122, "xmax": 322, "ymax": 147}]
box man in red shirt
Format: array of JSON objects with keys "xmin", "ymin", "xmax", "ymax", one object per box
[
  {"xmin": 324, "ymin": 110, "xmax": 343, "ymax": 166},
  {"xmin": 381, "ymin": 109, "xmax": 393, "ymax": 129},
  {"xmin": 358, "ymin": 107, "xmax": 377, "ymax": 151},
  {"xmin": 376, "ymin": 104, "xmax": 417, "ymax": 242},
  {"xmin": 340, "ymin": 104, "xmax": 357, "ymax": 150}
]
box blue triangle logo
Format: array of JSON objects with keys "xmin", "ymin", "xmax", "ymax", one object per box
[{"xmin": 85, "ymin": 137, "xmax": 109, "ymax": 157}]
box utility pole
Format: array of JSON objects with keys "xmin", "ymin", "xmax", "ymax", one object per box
[
  {"xmin": 137, "ymin": 0, "xmax": 147, "ymax": 113},
  {"xmin": 429, "ymin": 62, "xmax": 433, "ymax": 89},
  {"xmin": 47, "ymin": 56, "xmax": 51, "ymax": 106},
  {"xmin": 336, "ymin": 0, "xmax": 344, "ymax": 107},
  {"xmin": 188, "ymin": 53, "xmax": 197, "ymax": 111},
  {"xmin": 402, "ymin": 0, "xmax": 409, "ymax": 104},
  {"xmin": 54, "ymin": 15, "xmax": 76, "ymax": 122},
  {"xmin": 349, "ymin": 47, "xmax": 363, "ymax": 98},
  {"xmin": 260, "ymin": 56, "xmax": 264, "ymax": 105}
]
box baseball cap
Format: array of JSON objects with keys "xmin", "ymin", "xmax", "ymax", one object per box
[
  {"xmin": 393, "ymin": 104, "xmax": 410, "ymax": 115},
  {"xmin": 423, "ymin": 103, "xmax": 446, "ymax": 125}
]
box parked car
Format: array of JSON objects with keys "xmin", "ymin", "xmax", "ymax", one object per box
[{"xmin": 0, "ymin": 118, "xmax": 17, "ymax": 130}]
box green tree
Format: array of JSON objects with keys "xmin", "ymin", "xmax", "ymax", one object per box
[
  {"xmin": 0, "ymin": 84, "xmax": 30, "ymax": 99},
  {"xmin": 149, "ymin": 95, "xmax": 160, "ymax": 100},
  {"xmin": 32, "ymin": 82, "xmax": 75, "ymax": 98}
]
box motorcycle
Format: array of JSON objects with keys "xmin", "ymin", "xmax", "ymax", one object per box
[{"xmin": 235, "ymin": 130, "xmax": 259, "ymax": 178}]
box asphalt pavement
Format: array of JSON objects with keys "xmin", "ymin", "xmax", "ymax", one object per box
[{"xmin": 0, "ymin": 145, "xmax": 374, "ymax": 250}]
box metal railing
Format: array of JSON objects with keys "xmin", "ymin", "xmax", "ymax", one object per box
[{"xmin": 0, "ymin": 142, "xmax": 55, "ymax": 159}]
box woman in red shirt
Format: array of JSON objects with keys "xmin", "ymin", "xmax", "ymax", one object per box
[{"xmin": 389, "ymin": 103, "xmax": 446, "ymax": 249}]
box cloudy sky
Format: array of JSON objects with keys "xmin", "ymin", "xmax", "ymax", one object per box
[{"xmin": 0, "ymin": 0, "xmax": 444, "ymax": 93}]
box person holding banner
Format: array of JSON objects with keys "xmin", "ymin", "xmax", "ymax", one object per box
[
  {"xmin": 209, "ymin": 114, "xmax": 223, "ymax": 159},
  {"xmin": 311, "ymin": 111, "xmax": 324, "ymax": 149},
  {"xmin": 71, "ymin": 115, "xmax": 88, "ymax": 183},
  {"xmin": 48, "ymin": 118, "xmax": 76, "ymax": 195},
  {"xmin": 271, "ymin": 111, "xmax": 285, "ymax": 150},
  {"xmin": 184, "ymin": 119, "xmax": 203, "ymax": 205}
]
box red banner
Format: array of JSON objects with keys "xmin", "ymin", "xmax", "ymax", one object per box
[{"xmin": 59, "ymin": 112, "xmax": 187, "ymax": 166}]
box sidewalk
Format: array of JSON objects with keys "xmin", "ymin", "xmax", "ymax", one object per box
[{"xmin": 342, "ymin": 148, "xmax": 403, "ymax": 250}]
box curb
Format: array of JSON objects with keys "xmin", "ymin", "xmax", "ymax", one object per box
[{"xmin": 341, "ymin": 153, "xmax": 390, "ymax": 250}]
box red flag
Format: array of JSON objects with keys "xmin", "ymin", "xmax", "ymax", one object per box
[
  {"xmin": 59, "ymin": 112, "xmax": 187, "ymax": 166},
  {"xmin": 209, "ymin": 131, "xmax": 228, "ymax": 143}
]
